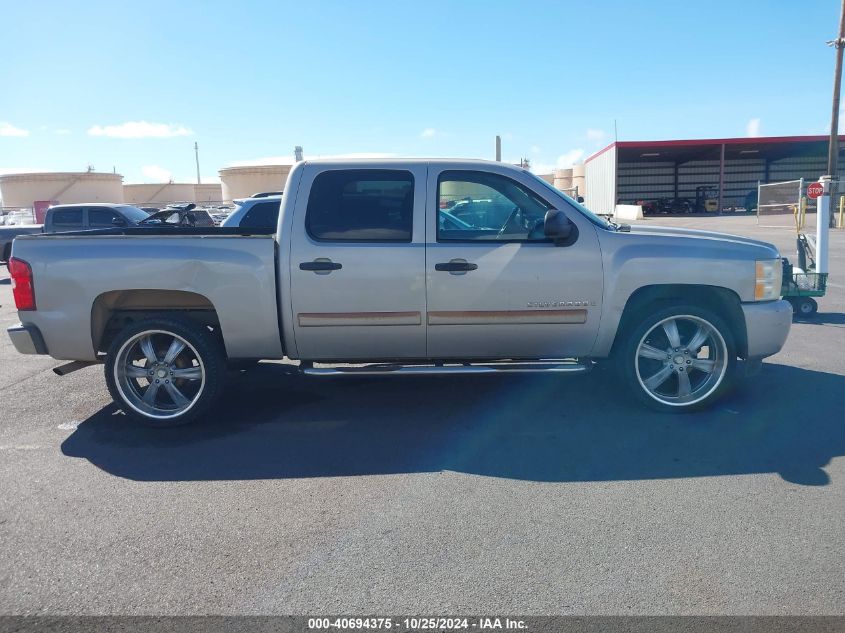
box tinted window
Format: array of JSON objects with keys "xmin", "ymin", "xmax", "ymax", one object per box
[
  {"xmin": 88, "ymin": 208, "xmax": 120, "ymax": 228},
  {"xmin": 437, "ymin": 171, "xmax": 553, "ymax": 242},
  {"xmin": 114, "ymin": 205, "xmax": 152, "ymax": 223},
  {"xmin": 49, "ymin": 208, "xmax": 84, "ymax": 231},
  {"xmin": 241, "ymin": 201, "xmax": 280, "ymax": 229},
  {"xmin": 306, "ymin": 170, "xmax": 413, "ymax": 242}
]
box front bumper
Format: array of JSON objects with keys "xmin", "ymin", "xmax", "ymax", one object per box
[
  {"xmin": 7, "ymin": 323, "xmax": 48, "ymax": 355},
  {"xmin": 741, "ymin": 299, "xmax": 792, "ymax": 359}
]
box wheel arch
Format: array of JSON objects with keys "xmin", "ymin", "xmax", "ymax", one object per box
[
  {"xmin": 609, "ymin": 284, "xmax": 748, "ymax": 359},
  {"xmin": 91, "ymin": 289, "xmax": 225, "ymax": 357}
]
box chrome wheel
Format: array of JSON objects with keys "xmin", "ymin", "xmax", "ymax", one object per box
[
  {"xmin": 634, "ymin": 315, "xmax": 728, "ymax": 407},
  {"xmin": 113, "ymin": 329, "xmax": 206, "ymax": 420}
]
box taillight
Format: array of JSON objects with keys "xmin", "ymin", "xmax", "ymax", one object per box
[{"xmin": 9, "ymin": 257, "xmax": 36, "ymax": 311}]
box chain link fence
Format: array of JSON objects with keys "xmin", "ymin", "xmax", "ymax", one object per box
[{"xmin": 757, "ymin": 180, "xmax": 809, "ymax": 229}]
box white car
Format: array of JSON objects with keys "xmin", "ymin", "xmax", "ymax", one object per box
[{"xmin": 220, "ymin": 194, "xmax": 281, "ymax": 231}]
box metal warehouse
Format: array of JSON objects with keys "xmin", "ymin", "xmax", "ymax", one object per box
[{"xmin": 584, "ymin": 135, "xmax": 845, "ymax": 215}]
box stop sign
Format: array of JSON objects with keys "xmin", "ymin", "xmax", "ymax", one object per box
[{"xmin": 807, "ymin": 182, "xmax": 824, "ymax": 199}]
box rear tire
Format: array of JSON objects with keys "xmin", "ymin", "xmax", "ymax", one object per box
[
  {"xmin": 618, "ymin": 304, "xmax": 736, "ymax": 412},
  {"xmin": 104, "ymin": 317, "xmax": 225, "ymax": 427}
]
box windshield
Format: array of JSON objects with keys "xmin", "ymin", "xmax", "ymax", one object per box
[
  {"xmin": 526, "ymin": 171, "xmax": 614, "ymax": 230},
  {"xmin": 115, "ymin": 205, "xmax": 154, "ymax": 223}
]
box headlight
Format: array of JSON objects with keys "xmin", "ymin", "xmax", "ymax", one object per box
[{"xmin": 755, "ymin": 258, "xmax": 781, "ymax": 301}]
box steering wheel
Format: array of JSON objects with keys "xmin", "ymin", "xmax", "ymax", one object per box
[{"xmin": 497, "ymin": 206, "xmax": 522, "ymax": 237}]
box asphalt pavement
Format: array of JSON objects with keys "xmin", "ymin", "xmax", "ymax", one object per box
[{"xmin": 0, "ymin": 215, "xmax": 843, "ymax": 615}]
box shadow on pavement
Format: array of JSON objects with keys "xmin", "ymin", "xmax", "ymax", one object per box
[
  {"xmin": 62, "ymin": 362, "xmax": 845, "ymax": 486},
  {"xmin": 798, "ymin": 312, "xmax": 845, "ymax": 325}
]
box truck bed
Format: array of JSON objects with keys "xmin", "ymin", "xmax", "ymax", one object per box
[{"xmin": 11, "ymin": 231, "xmax": 282, "ymax": 361}]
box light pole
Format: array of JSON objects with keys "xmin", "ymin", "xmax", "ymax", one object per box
[
  {"xmin": 826, "ymin": 0, "xmax": 845, "ymax": 178},
  {"xmin": 194, "ymin": 142, "xmax": 201, "ymax": 185}
]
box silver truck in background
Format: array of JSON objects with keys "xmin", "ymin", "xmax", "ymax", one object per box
[
  {"xmin": 1, "ymin": 203, "xmax": 152, "ymax": 263},
  {"xmin": 7, "ymin": 159, "xmax": 792, "ymax": 426}
]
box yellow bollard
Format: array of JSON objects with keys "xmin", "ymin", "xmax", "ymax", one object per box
[{"xmin": 839, "ymin": 195, "xmax": 844, "ymax": 228}]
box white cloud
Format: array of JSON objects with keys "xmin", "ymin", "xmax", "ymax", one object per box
[
  {"xmin": 228, "ymin": 152, "xmax": 397, "ymax": 167},
  {"xmin": 746, "ymin": 118, "xmax": 762, "ymax": 137},
  {"xmin": 88, "ymin": 121, "xmax": 193, "ymax": 139},
  {"xmin": 557, "ymin": 148, "xmax": 585, "ymax": 166},
  {"xmin": 55, "ymin": 129, "xmax": 71, "ymax": 135},
  {"xmin": 530, "ymin": 145, "xmax": 542, "ymax": 154},
  {"xmin": 420, "ymin": 127, "xmax": 438, "ymax": 139},
  {"xmin": 141, "ymin": 165, "xmax": 173, "ymax": 182},
  {"xmin": 0, "ymin": 121, "xmax": 30, "ymax": 137},
  {"xmin": 586, "ymin": 128, "xmax": 607, "ymax": 142},
  {"xmin": 529, "ymin": 149, "xmax": 585, "ymax": 175}
]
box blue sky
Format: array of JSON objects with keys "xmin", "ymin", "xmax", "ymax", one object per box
[{"xmin": 0, "ymin": 0, "xmax": 841, "ymax": 183}]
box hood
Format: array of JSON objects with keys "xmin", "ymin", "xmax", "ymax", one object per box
[{"xmin": 627, "ymin": 224, "xmax": 781, "ymax": 258}]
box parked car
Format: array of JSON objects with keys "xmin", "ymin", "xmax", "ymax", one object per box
[
  {"xmin": 221, "ymin": 195, "xmax": 281, "ymax": 231},
  {"xmin": 7, "ymin": 159, "xmax": 792, "ymax": 426},
  {"xmin": 141, "ymin": 204, "xmax": 216, "ymax": 228},
  {"xmin": 1, "ymin": 203, "xmax": 152, "ymax": 263}
]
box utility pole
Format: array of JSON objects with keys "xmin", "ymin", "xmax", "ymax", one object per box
[
  {"xmin": 495, "ymin": 135, "xmax": 501, "ymax": 162},
  {"xmin": 826, "ymin": 0, "xmax": 845, "ymax": 178},
  {"xmin": 194, "ymin": 142, "xmax": 201, "ymax": 185}
]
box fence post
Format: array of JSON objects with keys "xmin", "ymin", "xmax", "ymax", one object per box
[
  {"xmin": 801, "ymin": 196, "xmax": 807, "ymax": 230},
  {"xmin": 818, "ymin": 176, "xmax": 832, "ymax": 274}
]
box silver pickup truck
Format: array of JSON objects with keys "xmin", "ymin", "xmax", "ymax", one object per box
[{"xmin": 7, "ymin": 159, "xmax": 792, "ymax": 426}]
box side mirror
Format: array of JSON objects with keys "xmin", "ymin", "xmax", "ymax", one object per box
[
  {"xmin": 543, "ymin": 208, "xmax": 573, "ymax": 241},
  {"xmin": 111, "ymin": 217, "xmax": 127, "ymax": 227}
]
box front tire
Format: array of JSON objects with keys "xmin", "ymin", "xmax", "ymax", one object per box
[
  {"xmin": 105, "ymin": 317, "xmax": 225, "ymax": 427},
  {"xmin": 619, "ymin": 304, "xmax": 736, "ymax": 412}
]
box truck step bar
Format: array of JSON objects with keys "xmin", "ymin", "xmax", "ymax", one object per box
[{"xmin": 301, "ymin": 360, "xmax": 591, "ymax": 376}]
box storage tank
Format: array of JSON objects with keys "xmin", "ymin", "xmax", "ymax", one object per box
[
  {"xmin": 219, "ymin": 165, "xmax": 291, "ymax": 201},
  {"xmin": 0, "ymin": 171, "xmax": 124, "ymax": 207},
  {"xmin": 553, "ymin": 168, "xmax": 573, "ymax": 192},
  {"xmin": 571, "ymin": 164, "xmax": 586, "ymax": 199},
  {"xmin": 123, "ymin": 183, "xmax": 197, "ymax": 206},
  {"xmin": 194, "ymin": 183, "xmax": 223, "ymax": 202}
]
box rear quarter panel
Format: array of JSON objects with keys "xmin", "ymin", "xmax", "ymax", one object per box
[{"xmin": 12, "ymin": 234, "xmax": 281, "ymax": 361}]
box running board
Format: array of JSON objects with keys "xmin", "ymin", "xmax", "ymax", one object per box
[
  {"xmin": 53, "ymin": 360, "xmax": 99, "ymax": 376},
  {"xmin": 301, "ymin": 360, "xmax": 591, "ymax": 377}
]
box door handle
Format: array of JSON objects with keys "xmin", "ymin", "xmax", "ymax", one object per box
[
  {"xmin": 299, "ymin": 260, "xmax": 342, "ymax": 272},
  {"xmin": 435, "ymin": 261, "xmax": 478, "ymax": 272}
]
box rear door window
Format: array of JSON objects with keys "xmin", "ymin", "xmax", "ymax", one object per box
[
  {"xmin": 305, "ymin": 170, "xmax": 414, "ymax": 242},
  {"xmin": 87, "ymin": 208, "xmax": 120, "ymax": 228},
  {"xmin": 49, "ymin": 208, "xmax": 84, "ymax": 231}
]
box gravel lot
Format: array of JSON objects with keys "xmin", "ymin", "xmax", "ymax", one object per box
[{"xmin": 0, "ymin": 215, "xmax": 843, "ymax": 615}]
